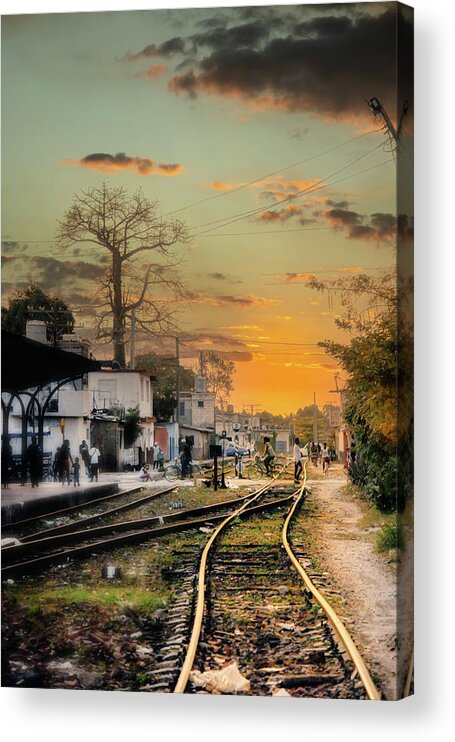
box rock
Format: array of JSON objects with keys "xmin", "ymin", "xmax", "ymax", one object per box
[
  {"xmin": 277, "ymin": 585, "xmax": 289, "ymax": 595},
  {"xmin": 277, "ymin": 621, "xmax": 295, "ymax": 631},
  {"xmin": 130, "ymin": 631, "xmax": 143, "ymax": 639},
  {"xmin": 190, "ymin": 661, "xmax": 250, "ymax": 694},
  {"xmin": 135, "ymin": 645, "xmax": 153, "ymax": 658},
  {"xmin": 273, "ymin": 688, "xmax": 291, "ymax": 697},
  {"xmin": 5, "ymin": 578, "xmax": 15, "ymax": 585}
]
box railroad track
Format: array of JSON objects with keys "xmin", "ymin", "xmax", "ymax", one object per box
[
  {"xmin": 172, "ymin": 463, "xmax": 381, "ymax": 700},
  {"xmin": 1, "ymin": 481, "xmax": 293, "ymax": 577}
]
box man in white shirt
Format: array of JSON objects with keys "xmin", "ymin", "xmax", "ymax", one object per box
[
  {"xmin": 89, "ymin": 444, "xmax": 101, "ymax": 482},
  {"xmin": 293, "ymin": 437, "xmax": 303, "ymax": 482},
  {"xmin": 321, "ymin": 443, "xmax": 330, "ymax": 475}
]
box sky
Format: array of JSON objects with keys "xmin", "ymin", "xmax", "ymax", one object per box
[{"xmin": 1, "ymin": 2, "xmax": 414, "ymax": 414}]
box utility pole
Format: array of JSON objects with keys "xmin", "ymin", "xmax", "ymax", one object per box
[
  {"xmin": 130, "ymin": 309, "xmax": 136, "ymax": 369},
  {"xmin": 368, "ymin": 96, "xmax": 409, "ymax": 143},
  {"xmin": 313, "ymin": 391, "xmax": 318, "ymax": 444},
  {"xmin": 175, "ymin": 336, "xmax": 180, "ymax": 424}
]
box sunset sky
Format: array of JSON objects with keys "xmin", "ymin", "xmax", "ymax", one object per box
[{"xmin": 1, "ymin": 2, "xmax": 413, "ymax": 414}]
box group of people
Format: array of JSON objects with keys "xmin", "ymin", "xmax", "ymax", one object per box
[
  {"xmin": 52, "ymin": 439, "xmax": 101, "ymax": 485},
  {"xmin": 293, "ymin": 439, "xmax": 332, "ymax": 481}
]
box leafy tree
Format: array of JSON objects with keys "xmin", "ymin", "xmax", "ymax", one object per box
[
  {"xmin": 310, "ymin": 269, "xmax": 413, "ymax": 512},
  {"xmin": 1, "ymin": 282, "xmax": 75, "ymax": 344},
  {"xmin": 199, "ymin": 351, "xmax": 235, "ymax": 404},
  {"xmin": 135, "ymin": 350, "xmax": 196, "ymax": 422},
  {"xmin": 123, "ymin": 406, "xmax": 143, "ymax": 448},
  {"xmin": 56, "ymin": 183, "xmax": 188, "ymax": 367}
]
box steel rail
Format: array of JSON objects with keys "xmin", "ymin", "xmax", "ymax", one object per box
[
  {"xmin": 11, "ymin": 484, "xmax": 178, "ymax": 542},
  {"xmin": 1, "ymin": 489, "xmax": 262, "ymax": 560},
  {"xmin": 2, "ymin": 484, "xmax": 146, "ymax": 531},
  {"xmin": 1, "ymin": 490, "xmax": 295, "ymax": 577},
  {"xmin": 281, "ymin": 463, "xmax": 381, "ymax": 701},
  {"xmin": 173, "ymin": 461, "xmax": 290, "ymax": 693}
]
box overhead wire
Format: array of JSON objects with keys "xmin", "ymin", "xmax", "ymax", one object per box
[{"xmin": 165, "ymin": 127, "xmax": 383, "ymax": 217}]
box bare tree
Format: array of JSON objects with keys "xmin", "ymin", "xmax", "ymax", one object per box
[{"xmin": 56, "ymin": 183, "xmax": 189, "ymax": 366}]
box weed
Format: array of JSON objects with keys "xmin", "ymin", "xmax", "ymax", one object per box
[{"xmin": 376, "ymin": 523, "xmax": 405, "ymax": 553}]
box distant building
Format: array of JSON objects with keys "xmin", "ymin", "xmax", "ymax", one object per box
[{"xmin": 178, "ymin": 376, "xmax": 215, "ymax": 460}]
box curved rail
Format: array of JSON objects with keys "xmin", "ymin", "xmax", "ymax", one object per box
[
  {"xmin": 173, "ymin": 461, "xmax": 290, "ymax": 693},
  {"xmin": 281, "ymin": 463, "xmax": 381, "ymax": 701}
]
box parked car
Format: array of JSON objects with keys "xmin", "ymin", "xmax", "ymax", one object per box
[{"xmin": 225, "ymin": 444, "xmax": 249, "ymax": 457}]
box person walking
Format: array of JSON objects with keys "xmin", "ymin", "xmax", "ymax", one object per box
[
  {"xmin": 293, "ymin": 437, "xmax": 303, "ymax": 483},
  {"xmin": 60, "ymin": 439, "xmax": 73, "ymax": 485},
  {"xmin": 321, "ymin": 442, "xmax": 330, "ymax": 475},
  {"xmin": 27, "ymin": 435, "xmax": 43, "ymax": 488},
  {"xmin": 152, "ymin": 441, "xmax": 160, "ymax": 470},
  {"xmin": 73, "ymin": 456, "xmax": 81, "ymax": 486},
  {"xmin": 89, "ymin": 443, "xmax": 101, "ymax": 482},
  {"xmin": 180, "ymin": 440, "xmax": 192, "ymax": 478},
  {"xmin": 263, "ymin": 437, "xmax": 276, "ymax": 476}
]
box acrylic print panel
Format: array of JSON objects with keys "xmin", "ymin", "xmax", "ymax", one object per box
[{"xmin": 1, "ymin": 2, "xmax": 414, "ymax": 701}]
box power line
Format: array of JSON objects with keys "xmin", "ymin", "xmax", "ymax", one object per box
[
  {"xmin": 192, "ymin": 154, "xmax": 393, "ymax": 238},
  {"xmin": 166, "ymin": 128, "xmax": 382, "ymax": 217}
]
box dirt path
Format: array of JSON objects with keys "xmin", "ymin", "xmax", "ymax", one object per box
[{"xmin": 302, "ymin": 467, "xmax": 398, "ymax": 700}]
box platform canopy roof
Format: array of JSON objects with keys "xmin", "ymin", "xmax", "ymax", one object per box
[{"xmin": 1, "ymin": 330, "xmax": 101, "ymax": 393}]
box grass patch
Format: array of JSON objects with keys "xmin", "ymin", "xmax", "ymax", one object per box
[
  {"xmin": 13, "ymin": 584, "xmax": 167, "ymax": 615},
  {"xmin": 376, "ymin": 523, "xmax": 405, "ymax": 553}
]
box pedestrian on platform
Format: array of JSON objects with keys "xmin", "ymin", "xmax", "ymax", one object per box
[
  {"xmin": 89, "ymin": 444, "xmax": 101, "ymax": 482},
  {"xmin": 60, "ymin": 439, "xmax": 73, "ymax": 485},
  {"xmin": 157, "ymin": 448, "xmax": 165, "ymax": 471},
  {"xmin": 1, "ymin": 437, "xmax": 13, "ymax": 489},
  {"xmin": 73, "ymin": 456, "xmax": 81, "ymax": 486},
  {"xmin": 152, "ymin": 441, "xmax": 160, "ymax": 469},
  {"xmin": 293, "ymin": 437, "xmax": 303, "ymax": 482},
  {"xmin": 263, "ymin": 437, "xmax": 276, "ymax": 476},
  {"xmin": 79, "ymin": 440, "xmax": 90, "ymax": 476},
  {"xmin": 27, "ymin": 435, "xmax": 43, "ymax": 488}
]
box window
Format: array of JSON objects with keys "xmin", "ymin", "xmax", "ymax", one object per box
[
  {"xmin": 198, "ymin": 400, "xmax": 204, "ymax": 408},
  {"xmin": 179, "ymin": 401, "xmax": 185, "ymax": 416}
]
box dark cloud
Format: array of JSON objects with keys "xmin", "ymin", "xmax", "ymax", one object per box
[
  {"xmin": 123, "ymin": 36, "xmax": 187, "ymax": 61},
  {"xmin": 127, "ymin": 5, "xmax": 412, "ymax": 123},
  {"xmin": 2, "ymin": 254, "xmax": 106, "ymax": 293},
  {"xmin": 320, "ymin": 206, "xmax": 413, "ymax": 243},
  {"xmin": 1, "ymin": 240, "xmax": 28, "ymax": 255},
  {"xmin": 63, "ymin": 152, "xmax": 183, "ymax": 177}
]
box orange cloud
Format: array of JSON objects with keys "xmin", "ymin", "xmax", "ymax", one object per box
[
  {"xmin": 135, "ymin": 64, "xmax": 168, "ymax": 80},
  {"xmin": 210, "ymin": 180, "xmax": 243, "ymax": 192},
  {"xmin": 284, "ymin": 273, "xmax": 315, "ymax": 283},
  {"xmin": 62, "ymin": 152, "xmax": 183, "ymax": 177}
]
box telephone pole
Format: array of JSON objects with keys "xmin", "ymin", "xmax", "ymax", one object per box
[
  {"xmin": 129, "ymin": 309, "xmax": 136, "ymax": 369},
  {"xmin": 312, "ymin": 391, "xmax": 318, "ymax": 444},
  {"xmin": 368, "ymin": 96, "xmax": 408, "ymax": 143},
  {"xmin": 175, "ymin": 336, "xmax": 180, "ymax": 424}
]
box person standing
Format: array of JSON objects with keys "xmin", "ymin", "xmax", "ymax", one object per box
[
  {"xmin": 27, "ymin": 435, "xmax": 43, "ymax": 488},
  {"xmin": 180, "ymin": 440, "xmax": 192, "ymax": 478},
  {"xmin": 262, "ymin": 437, "xmax": 276, "ymax": 476},
  {"xmin": 89, "ymin": 443, "xmax": 101, "ymax": 482},
  {"xmin": 79, "ymin": 440, "xmax": 90, "ymax": 476},
  {"xmin": 152, "ymin": 441, "xmax": 160, "ymax": 470},
  {"xmin": 293, "ymin": 437, "xmax": 303, "ymax": 483},
  {"xmin": 60, "ymin": 439, "xmax": 73, "ymax": 485},
  {"xmin": 73, "ymin": 456, "xmax": 81, "ymax": 487},
  {"xmin": 157, "ymin": 447, "xmax": 165, "ymax": 471},
  {"xmin": 1, "ymin": 437, "xmax": 13, "ymax": 489}
]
